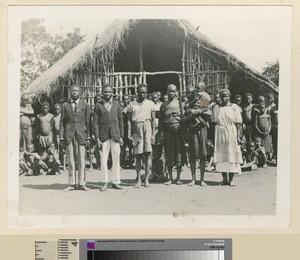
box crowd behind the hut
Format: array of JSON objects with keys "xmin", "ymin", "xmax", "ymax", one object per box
[{"xmin": 19, "ymin": 82, "xmax": 278, "ymax": 190}]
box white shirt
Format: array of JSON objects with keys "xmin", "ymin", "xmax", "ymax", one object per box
[
  {"xmin": 71, "ymin": 98, "xmax": 79, "ymax": 112},
  {"xmin": 103, "ymin": 98, "xmax": 113, "ymax": 112},
  {"xmin": 127, "ymin": 99, "xmax": 155, "ymax": 122}
]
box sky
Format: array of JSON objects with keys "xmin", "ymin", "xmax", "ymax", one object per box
[{"xmin": 11, "ymin": 5, "xmax": 291, "ymax": 73}]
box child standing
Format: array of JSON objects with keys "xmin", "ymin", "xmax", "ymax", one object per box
[
  {"xmin": 87, "ymin": 104, "xmax": 96, "ymax": 171},
  {"xmin": 242, "ymin": 93, "xmax": 254, "ymax": 142},
  {"xmin": 240, "ymin": 139, "xmax": 248, "ymax": 165},
  {"xmin": 266, "ymin": 93, "xmax": 278, "ymax": 163},
  {"xmin": 254, "ymin": 103, "xmax": 273, "ymax": 162},
  {"xmin": 53, "ymin": 103, "xmax": 61, "ymax": 152},
  {"xmin": 20, "ymin": 93, "xmax": 34, "ymax": 151},
  {"xmin": 205, "ymin": 139, "xmax": 215, "ymax": 172},
  {"xmin": 233, "ymin": 94, "xmax": 243, "ymax": 144},
  {"xmin": 36, "ymin": 102, "xmax": 54, "ymax": 155}
]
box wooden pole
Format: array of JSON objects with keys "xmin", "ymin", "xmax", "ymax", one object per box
[
  {"xmin": 182, "ymin": 40, "xmax": 186, "ymax": 91},
  {"xmin": 119, "ymin": 74, "xmax": 123, "ymax": 98},
  {"xmin": 189, "ymin": 43, "xmax": 193, "ymax": 86},
  {"xmin": 112, "ymin": 49, "xmax": 115, "ymax": 87},
  {"xmin": 178, "ymin": 73, "xmax": 183, "ymax": 94},
  {"xmin": 139, "ymin": 34, "xmax": 143, "ymax": 72},
  {"xmin": 134, "ymin": 77, "xmax": 138, "ymax": 95},
  {"xmin": 115, "ymin": 75, "xmax": 119, "ymax": 98},
  {"xmin": 128, "ymin": 75, "xmax": 132, "ymax": 95}
]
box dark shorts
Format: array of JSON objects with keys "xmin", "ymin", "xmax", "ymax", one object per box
[
  {"xmin": 164, "ymin": 130, "xmax": 185, "ymax": 167},
  {"xmin": 188, "ymin": 126, "xmax": 207, "ymax": 160}
]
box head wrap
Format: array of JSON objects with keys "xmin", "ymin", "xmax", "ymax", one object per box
[{"xmin": 219, "ymin": 88, "xmax": 231, "ymax": 96}]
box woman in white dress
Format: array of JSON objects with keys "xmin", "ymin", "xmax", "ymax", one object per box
[{"xmin": 211, "ymin": 89, "xmax": 243, "ymax": 186}]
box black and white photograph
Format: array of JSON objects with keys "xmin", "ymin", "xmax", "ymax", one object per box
[{"xmin": 7, "ymin": 6, "xmax": 291, "ymax": 228}]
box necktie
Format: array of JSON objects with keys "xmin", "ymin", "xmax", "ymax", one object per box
[{"xmin": 72, "ymin": 101, "xmax": 77, "ymax": 113}]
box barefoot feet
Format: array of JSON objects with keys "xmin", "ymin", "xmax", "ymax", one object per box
[
  {"xmin": 188, "ymin": 180, "xmax": 195, "ymax": 186},
  {"xmin": 199, "ymin": 180, "xmax": 207, "ymax": 186}
]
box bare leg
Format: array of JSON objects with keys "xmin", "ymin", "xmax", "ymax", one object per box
[
  {"xmin": 134, "ymin": 154, "xmax": 143, "ymax": 188},
  {"xmin": 188, "ymin": 160, "xmax": 196, "ymax": 186},
  {"xmin": 229, "ymin": 173, "xmax": 236, "ymax": 186},
  {"xmin": 94, "ymin": 147, "xmax": 100, "ymax": 169},
  {"xmin": 199, "ymin": 159, "xmax": 206, "ymax": 186},
  {"xmin": 219, "ymin": 172, "xmax": 228, "ymax": 185},
  {"xmin": 175, "ymin": 166, "xmax": 182, "ymax": 185},
  {"xmin": 164, "ymin": 166, "xmax": 174, "ymax": 185},
  {"xmin": 88, "ymin": 150, "xmax": 93, "ymax": 171},
  {"xmin": 144, "ymin": 153, "xmax": 151, "ymax": 187},
  {"xmin": 63, "ymin": 153, "xmax": 67, "ymax": 171}
]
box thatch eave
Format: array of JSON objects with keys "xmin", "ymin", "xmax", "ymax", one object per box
[{"xmin": 23, "ymin": 19, "xmax": 278, "ymax": 99}]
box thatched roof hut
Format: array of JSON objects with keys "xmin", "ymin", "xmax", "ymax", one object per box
[{"xmin": 23, "ymin": 19, "xmax": 278, "ymax": 105}]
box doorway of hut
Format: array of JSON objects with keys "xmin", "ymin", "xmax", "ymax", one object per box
[{"xmin": 146, "ymin": 73, "xmax": 180, "ymax": 96}]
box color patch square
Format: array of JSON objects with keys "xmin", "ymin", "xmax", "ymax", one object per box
[{"xmin": 87, "ymin": 241, "xmax": 95, "ymax": 249}]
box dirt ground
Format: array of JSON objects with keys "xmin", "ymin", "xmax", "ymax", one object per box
[{"xmin": 19, "ymin": 165, "xmax": 276, "ymax": 216}]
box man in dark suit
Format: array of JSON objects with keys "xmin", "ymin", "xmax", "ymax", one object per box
[
  {"xmin": 93, "ymin": 84, "xmax": 124, "ymax": 191},
  {"xmin": 60, "ymin": 84, "xmax": 91, "ymax": 191}
]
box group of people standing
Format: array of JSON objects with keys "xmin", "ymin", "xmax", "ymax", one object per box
[{"xmin": 19, "ymin": 82, "xmax": 278, "ymax": 191}]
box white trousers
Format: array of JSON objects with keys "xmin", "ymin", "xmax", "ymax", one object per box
[
  {"xmin": 101, "ymin": 139, "xmax": 121, "ymax": 184},
  {"xmin": 66, "ymin": 136, "xmax": 86, "ymax": 186}
]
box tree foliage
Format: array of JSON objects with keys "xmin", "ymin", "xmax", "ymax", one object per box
[
  {"xmin": 262, "ymin": 60, "xmax": 279, "ymax": 86},
  {"xmin": 21, "ymin": 19, "xmax": 85, "ymax": 90}
]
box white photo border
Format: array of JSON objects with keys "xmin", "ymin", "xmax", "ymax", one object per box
[{"xmin": 7, "ymin": 5, "xmax": 291, "ymax": 229}]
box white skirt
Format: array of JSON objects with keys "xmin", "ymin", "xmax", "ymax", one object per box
[{"xmin": 216, "ymin": 162, "xmax": 241, "ymax": 174}]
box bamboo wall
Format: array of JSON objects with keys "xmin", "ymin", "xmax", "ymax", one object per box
[
  {"xmin": 63, "ymin": 47, "xmax": 146, "ymax": 107},
  {"xmin": 76, "ymin": 47, "xmax": 115, "ymax": 107},
  {"xmin": 61, "ymin": 40, "xmax": 230, "ymax": 106},
  {"xmin": 181, "ymin": 40, "xmax": 230, "ymax": 95}
]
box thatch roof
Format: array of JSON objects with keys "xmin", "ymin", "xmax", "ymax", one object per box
[{"xmin": 23, "ymin": 19, "xmax": 278, "ymax": 98}]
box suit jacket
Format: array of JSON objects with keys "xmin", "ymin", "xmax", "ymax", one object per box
[
  {"xmin": 93, "ymin": 100, "xmax": 124, "ymax": 143},
  {"xmin": 59, "ymin": 99, "xmax": 91, "ymax": 145}
]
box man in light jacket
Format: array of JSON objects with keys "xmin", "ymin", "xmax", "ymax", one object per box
[{"xmin": 93, "ymin": 84, "xmax": 124, "ymax": 191}]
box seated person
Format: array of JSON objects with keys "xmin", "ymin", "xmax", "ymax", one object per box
[
  {"xmin": 40, "ymin": 143, "xmax": 61, "ymax": 175},
  {"xmin": 254, "ymin": 137, "xmax": 267, "ymax": 167},
  {"xmin": 241, "ymin": 141, "xmax": 259, "ymax": 171},
  {"xmin": 19, "ymin": 148, "xmax": 29, "ymax": 176},
  {"xmin": 21, "ymin": 143, "xmax": 44, "ymax": 176}
]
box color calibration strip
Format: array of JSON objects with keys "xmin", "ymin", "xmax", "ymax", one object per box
[
  {"xmin": 35, "ymin": 238, "xmax": 231, "ymax": 260},
  {"xmin": 35, "ymin": 240, "xmax": 58, "ymax": 260},
  {"xmin": 87, "ymin": 250, "xmax": 224, "ymax": 260},
  {"xmin": 58, "ymin": 239, "xmax": 79, "ymax": 260},
  {"xmin": 35, "ymin": 239, "xmax": 79, "ymax": 260}
]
